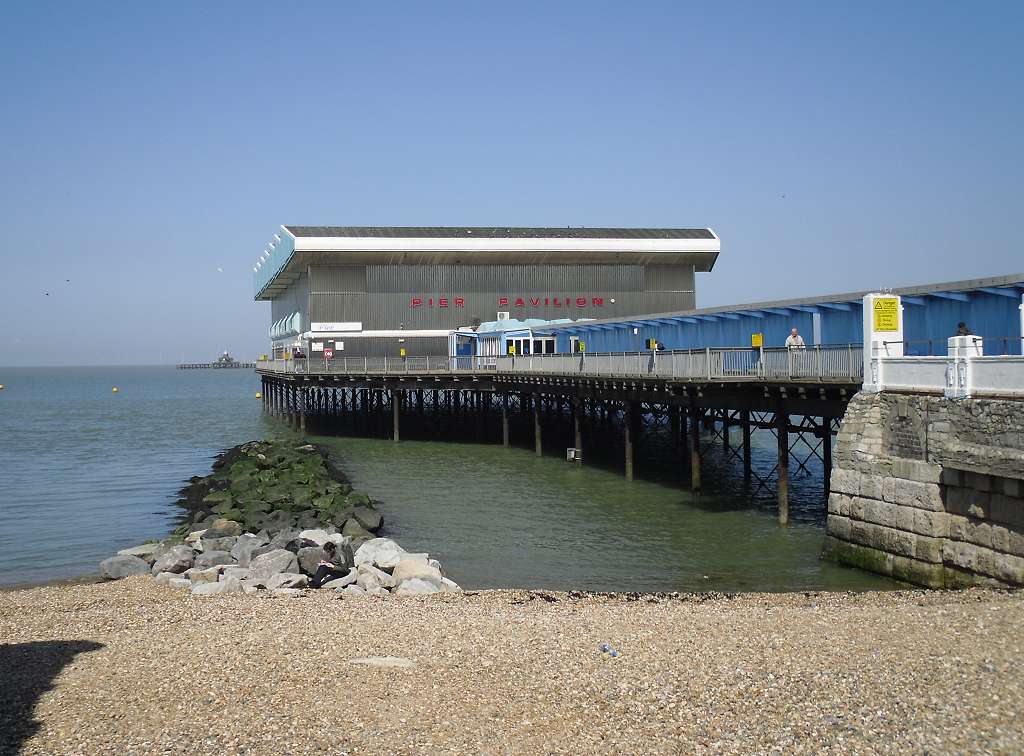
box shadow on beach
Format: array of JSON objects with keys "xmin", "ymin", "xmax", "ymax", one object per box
[{"xmin": 0, "ymin": 640, "xmax": 104, "ymax": 754}]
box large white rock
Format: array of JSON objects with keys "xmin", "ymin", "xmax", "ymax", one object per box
[
  {"xmin": 151, "ymin": 545, "xmax": 195, "ymax": 575},
  {"xmin": 100, "ymin": 555, "xmax": 151, "ymax": 580},
  {"xmin": 342, "ymin": 584, "xmax": 366, "ymax": 595},
  {"xmin": 168, "ymin": 578, "xmax": 192, "ymax": 589},
  {"xmin": 440, "ymin": 577, "xmax": 462, "ymax": 592},
  {"xmin": 221, "ymin": 566, "xmax": 251, "ymax": 581},
  {"xmin": 394, "ymin": 577, "xmax": 443, "ymax": 595},
  {"xmin": 116, "ymin": 543, "xmax": 164, "ymax": 565},
  {"xmin": 191, "ymin": 576, "xmax": 244, "ymax": 596},
  {"xmin": 184, "ymin": 566, "xmax": 222, "ymax": 584},
  {"xmin": 248, "ymin": 549, "xmax": 299, "ymax": 581},
  {"xmin": 184, "ymin": 530, "xmax": 207, "ymax": 549},
  {"xmin": 356, "ymin": 563, "xmax": 396, "ymax": 591},
  {"xmin": 322, "ymin": 569, "xmax": 359, "ymax": 590},
  {"xmin": 231, "ymin": 533, "xmax": 267, "ymax": 567},
  {"xmin": 298, "ymin": 528, "xmax": 332, "ymax": 546},
  {"xmin": 353, "ymin": 538, "xmax": 406, "ymax": 570},
  {"xmin": 265, "ymin": 572, "xmax": 309, "ymax": 590},
  {"xmin": 154, "ymin": 571, "xmax": 180, "ymax": 585},
  {"xmin": 391, "ymin": 558, "xmax": 443, "ymax": 587}
]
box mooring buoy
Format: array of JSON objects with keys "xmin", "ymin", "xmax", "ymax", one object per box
[
  {"xmin": 255, "ymin": 391, "xmax": 262, "ymax": 399},
  {"xmin": 112, "ymin": 387, "xmax": 120, "ymax": 393}
]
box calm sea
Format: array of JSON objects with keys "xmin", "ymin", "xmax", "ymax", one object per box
[{"xmin": 0, "ymin": 366, "xmax": 898, "ymax": 591}]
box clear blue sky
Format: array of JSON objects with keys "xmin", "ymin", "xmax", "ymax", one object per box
[{"xmin": 2, "ymin": 1, "xmax": 1021, "ymax": 366}]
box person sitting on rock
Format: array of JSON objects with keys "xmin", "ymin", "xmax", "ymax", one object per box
[{"xmin": 311, "ymin": 541, "xmax": 347, "ymax": 588}]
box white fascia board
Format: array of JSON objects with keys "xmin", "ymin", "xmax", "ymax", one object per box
[
  {"xmin": 301, "ymin": 330, "xmax": 450, "ymax": 339},
  {"xmin": 292, "ymin": 236, "xmax": 719, "ymax": 254}
]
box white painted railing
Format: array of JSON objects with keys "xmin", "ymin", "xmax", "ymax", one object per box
[
  {"xmin": 257, "ymin": 355, "xmax": 498, "ymax": 374},
  {"xmin": 257, "ymin": 345, "xmax": 863, "ymax": 383},
  {"xmin": 864, "ymin": 337, "xmax": 1024, "ymax": 398},
  {"xmin": 493, "ymin": 345, "xmax": 862, "ymax": 381}
]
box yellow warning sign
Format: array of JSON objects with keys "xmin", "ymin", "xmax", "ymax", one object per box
[
  {"xmin": 751, "ymin": 332, "xmax": 763, "ymax": 348},
  {"xmin": 873, "ymin": 297, "xmax": 899, "ymax": 332}
]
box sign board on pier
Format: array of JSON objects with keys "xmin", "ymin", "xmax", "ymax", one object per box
[
  {"xmin": 323, "ymin": 348, "xmax": 334, "ymax": 360},
  {"xmin": 873, "ymin": 298, "xmax": 899, "ymax": 331}
]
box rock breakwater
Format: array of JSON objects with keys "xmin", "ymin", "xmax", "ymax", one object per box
[{"xmin": 99, "ymin": 439, "xmax": 459, "ymax": 597}]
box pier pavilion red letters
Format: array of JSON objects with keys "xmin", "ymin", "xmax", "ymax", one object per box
[{"xmin": 410, "ymin": 296, "xmax": 604, "ymax": 308}]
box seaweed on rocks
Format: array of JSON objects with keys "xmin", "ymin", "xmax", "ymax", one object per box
[{"xmin": 103, "ymin": 439, "xmax": 462, "ymax": 597}]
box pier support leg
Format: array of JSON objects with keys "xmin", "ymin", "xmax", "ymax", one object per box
[
  {"xmin": 689, "ymin": 405, "xmax": 701, "ymax": 492},
  {"xmin": 741, "ymin": 409, "xmax": 752, "ymax": 480},
  {"xmin": 533, "ymin": 397, "xmax": 542, "ymax": 457},
  {"xmin": 669, "ymin": 405, "xmax": 680, "ymax": 449},
  {"xmin": 723, "ymin": 410, "xmax": 730, "ymax": 448},
  {"xmin": 299, "ymin": 388, "xmax": 306, "ymax": 434},
  {"xmin": 499, "ymin": 391, "xmax": 507, "ymax": 444},
  {"xmin": 624, "ymin": 402, "xmax": 635, "ymax": 481},
  {"xmin": 777, "ymin": 405, "xmax": 789, "ymax": 526},
  {"xmin": 822, "ymin": 417, "xmax": 833, "ymax": 496},
  {"xmin": 393, "ymin": 390, "xmax": 400, "ymax": 442},
  {"xmin": 573, "ymin": 399, "xmax": 582, "ymax": 464}
]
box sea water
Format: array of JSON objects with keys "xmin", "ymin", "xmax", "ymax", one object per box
[{"xmin": 0, "ymin": 366, "xmax": 898, "ymax": 590}]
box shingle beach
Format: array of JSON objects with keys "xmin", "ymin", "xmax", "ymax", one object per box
[{"xmin": 1, "ymin": 580, "xmax": 1021, "ymax": 754}]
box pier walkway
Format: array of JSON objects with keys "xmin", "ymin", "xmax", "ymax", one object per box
[{"xmin": 256, "ymin": 343, "xmax": 862, "ymax": 385}]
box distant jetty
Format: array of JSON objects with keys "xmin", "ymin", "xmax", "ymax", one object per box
[{"xmin": 177, "ymin": 351, "xmax": 254, "ymax": 370}]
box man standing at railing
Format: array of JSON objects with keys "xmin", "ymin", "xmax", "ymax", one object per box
[{"xmin": 785, "ymin": 328, "xmax": 806, "ymax": 349}]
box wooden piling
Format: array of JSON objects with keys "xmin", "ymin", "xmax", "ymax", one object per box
[
  {"xmin": 624, "ymin": 402, "xmax": 635, "ymax": 481},
  {"xmin": 393, "ymin": 390, "xmax": 400, "ymax": 442},
  {"xmin": 689, "ymin": 405, "xmax": 702, "ymax": 492},
  {"xmin": 573, "ymin": 398, "xmax": 583, "ymax": 464},
  {"xmin": 822, "ymin": 416, "xmax": 833, "ymax": 496},
  {"xmin": 777, "ymin": 405, "xmax": 789, "ymax": 525},
  {"xmin": 502, "ymin": 394, "xmax": 510, "ymax": 447},
  {"xmin": 741, "ymin": 409, "xmax": 752, "ymax": 480},
  {"xmin": 533, "ymin": 396, "xmax": 542, "ymax": 456}
]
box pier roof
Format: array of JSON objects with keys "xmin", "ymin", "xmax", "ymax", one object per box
[
  {"xmin": 283, "ymin": 226, "xmax": 715, "ymax": 240},
  {"xmin": 253, "ymin": 226, "xmax": 720, "ymax": 300}
]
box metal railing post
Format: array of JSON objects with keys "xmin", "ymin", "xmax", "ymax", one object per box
[{"xmin": 706, "ymin": 347, "xmax": 711, "ymax": 380}]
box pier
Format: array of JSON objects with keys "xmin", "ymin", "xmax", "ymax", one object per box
[
  {"xmin": 177, "ymin": 351, "xmax": 255, "ymax": 369},
  {"xmin": 256, "ymin": 286, "xmax": 1024, "ymax": 588},
  {"xmin": 258, "ymin": 344, "xmax": 859, "ymax": 526},
  {"xmin": 177, "ymin": 361, "xmax": 256, "ymax": 369}
]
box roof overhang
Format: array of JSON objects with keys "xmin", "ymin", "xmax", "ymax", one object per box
[{"xmin": 254, "ymin": 227, "xmax": 720, "ymax": 300}]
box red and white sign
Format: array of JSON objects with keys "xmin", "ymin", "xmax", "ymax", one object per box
[{"xmin": 323, "ymin": 348, "xmax": 334, "ymax": 360}]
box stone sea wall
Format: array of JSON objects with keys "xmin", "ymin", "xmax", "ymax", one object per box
[
  {"xmin": 99, "ymin": 440, "xmax": 459, "ymax": 597},
  {"xmin": 825, "ymin": 392, "xmax": 1024, "ymax": 587}
]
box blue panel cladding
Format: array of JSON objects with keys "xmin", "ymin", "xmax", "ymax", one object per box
[
  {"xmin": 902, "ymin": 291, "xmax": 1022, "ymax": 355},
  {"xmin": 550, "ymin": 287, "xmax": 1022, "ymax": 354},
  {"xmin": 818, "ymin": 306, "xmax": 863, "ymax": 346}
]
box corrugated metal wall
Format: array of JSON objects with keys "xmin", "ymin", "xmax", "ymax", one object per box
[
  {"xmin": 270, "ymin": 272, "xmax": 309, "ymax": 330},
  {"xmin": 306, "ymin": 263, "xmax": 697, "ymax": 329}
]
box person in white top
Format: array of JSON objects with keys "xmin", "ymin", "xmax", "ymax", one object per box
[{"xmin": 785, "ymin": 328, "xmax": 806, "ymax": 349}]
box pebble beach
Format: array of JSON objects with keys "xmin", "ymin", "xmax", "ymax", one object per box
[{"xmin": 1, "ymin": 581, "xmax": 1021, "ymax": 754}]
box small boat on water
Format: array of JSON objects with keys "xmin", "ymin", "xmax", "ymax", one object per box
[{"xmin": 177, "ymin": 351, "xmax": 255, "ymax": 369}]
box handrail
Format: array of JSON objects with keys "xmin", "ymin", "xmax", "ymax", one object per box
[{"xmin": 257, "ymin": 345, "xmax": 864, "ymax": 383}]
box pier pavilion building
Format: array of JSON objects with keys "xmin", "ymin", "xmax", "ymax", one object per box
[{"xmin": 254, "ymin": 226, "xmax": 720, "ymax": 357}]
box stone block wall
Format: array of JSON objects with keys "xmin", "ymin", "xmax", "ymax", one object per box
[{"xmin": 824, "ymin": 392, "xmax": 1024, "ymax": 587}]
